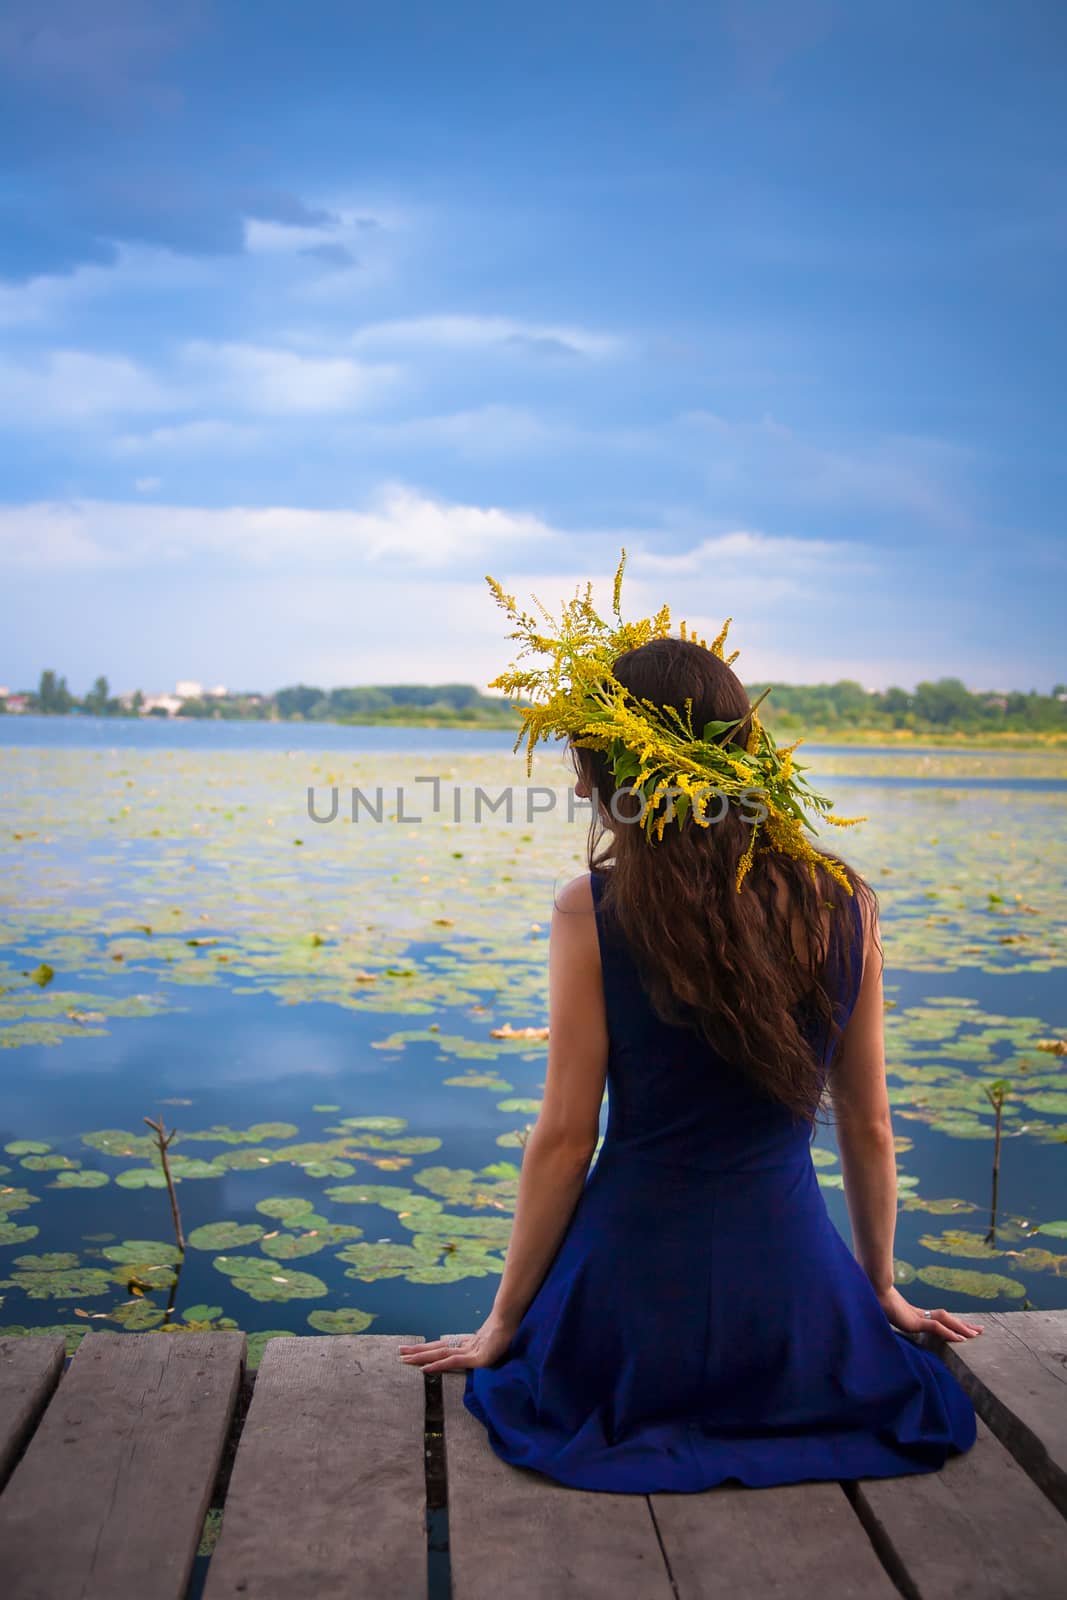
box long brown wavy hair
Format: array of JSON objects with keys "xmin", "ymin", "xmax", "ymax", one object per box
[{"xmin": 569, "ymin": 637, "xmax": 880, "ymax": 1130}]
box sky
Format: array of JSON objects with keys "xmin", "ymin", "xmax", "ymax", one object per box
[{"xmin": 1, "ymin": 0, "xmax": 1064, "ymax": 698}]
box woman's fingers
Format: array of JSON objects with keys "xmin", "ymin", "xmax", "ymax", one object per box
[
  {"xmin": 939, "ymin": 1312, "xmax": 982, "ymax": 1336},
  {"xmin": 418, "ymin": 1352, "xmax": 475, "ymax": 1372},
  {"xmin": 399, "ymin": 1336, "xmax": 474, "ymax": 1365},
  {"xmin": 924, "ymin": 1308, "xmax": 982, "ymax": 1341}
]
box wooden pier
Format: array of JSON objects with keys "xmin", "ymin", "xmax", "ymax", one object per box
[{"xmin": 0, "ymin": 1311, "xmax": 1064, "ymax": 1598}]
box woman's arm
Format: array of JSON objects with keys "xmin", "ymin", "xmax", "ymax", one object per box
[
  {"xmin": 828, "ymin": 898, "xmax": 897, "ymax": 1296},
  {"xmin": 400, "ymin": 872, "xmax": 609, "ymax": 1373},
  {"xmin": 828, "ymin": 897, "xmax": 981, "ymax": 1344}
]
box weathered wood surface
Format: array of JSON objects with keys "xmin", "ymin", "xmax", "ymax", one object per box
[
  {"xmin": 0, "ymin": 1336, "xmax": 64, "ymax": 1489},
  {"xmin": 0, "ymin": 1311, "xmax": 1064, "ymax": 1600},
  {"xmin": 933, "ymin": 1309, "xmax": 1067, "ymax": 1517},
  {"xmin": 0, "ymin": 1331, "xmax": 244, "ymax": 1600},
  {"xmin": 204, "ymin": 1334, "xmax": 427, "ymax": 1600},
  {"xmin": 443, "ymin": 1374, "xmax": 675, "ymax": 1600},
  {"xmin": 651, "ymin": 1479, "xmax": 901, "ymax": 1599},
  {"xmin": 852, "ymin": 1412, "xmax": 1067, "ymax": 1600}
]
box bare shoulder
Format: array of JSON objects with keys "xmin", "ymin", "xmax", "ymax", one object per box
[
  {"xmin": 852, "ymin": 879, "xmax": 883, "ymax": 969},
  {"xmin": 553, "ymin": 872, "xmax": 595, "ymax": 916}
]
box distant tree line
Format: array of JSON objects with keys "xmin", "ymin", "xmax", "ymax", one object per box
[
  {"xmin": 747, "ymin": 677, "xmax": 1067, "ymax": 737},
  {"xmin": 3, "ymin": 669, "xmax": 1066, "ymax": 737}
]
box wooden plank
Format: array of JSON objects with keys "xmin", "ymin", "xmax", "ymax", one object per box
[
  {"xmin": 203, "ymin": 1335, "xmax": 426, "ymax": 1600},
  {"xmin": 651, "ymin": 1480, "xmax": 899, "ymax": 1599},
  {"xmin": 0, "ymin": 1330, "xmax": 244, "ymax": 1600},
  {"xmin": 931, "ymin": 1309, "xmax": 1067, "ymax": 1517},
  {"xmin": 852, "ymin": 1413, "xmax": 1067, "ymax": 1600},
  {"xmin": 444, "ymin": 1375, "xmax": 675, "ymax": 1600},
  {"xmin": 0, "ymin": 1337, "xmax": 65, "ymax": 1488}
]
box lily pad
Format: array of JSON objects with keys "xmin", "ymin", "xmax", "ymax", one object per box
[
  {"xmin": 307, "ymin": 1308, "xmax": 376, "ymax": 1333},
  {"xmin": 325, "ymin": 1183, "xmax": 412, "ymax": 1207},
  {"xmin": 13, "ymin": 1252, "xmax": 80, "ymax": 1270},
  {"xmin": 82, "ymin": 1129, "xmax": 158, "ymax": 1160},
  {"xmin": 51, "ymin": 1170, "xmax": 110, "ymax": 1189},
  {"xmin": 400, "ymin": 1212, "xmax": 513, "ymax": 1244},
  {"xmin": 339, "ymin": 1116, "xmax": 408, "ymax": 1132},
  {"xmin": 115, "ymin": 1158, "xmax": 224, "ymax": 1188},
  {"xmin": 181, "ymin": 1123, "xmax": 300, "ymax": 1144},
  {"xmin": 918, "ymin": 1231, "xmax": 1001, "ymax": 1260},
  {"xmin": 2, "ymin": 1253, "xmax": 114, "ymax": 1299},
  {"xmin": 187, "ymin": 1222, "xmax": 265, "ymax": 1251},
  {"xmin": 247, "ymin": 1331, "xmax": 290, "ymax": 1369},
  {"xmin": 0, "ymin": 1222, "xmax": 39, "ymax": 1247},
  {"xmin": 900, "ymin": 1196, "xmax": 978, "ymax": 1215},
  {"xmin": 255, "ymin": 1196, "xmax": 317, "ymax": 1220},
  {"xmin": 114, "ymin": 1167, "xmax": 169, "ymax": 1190},
  {"xmin": 101, "ymin": 1240, "xmax": 184, "ymax": 1266},
  {"xmin": 109, "ymin": 1299, "xmax": 168, "ymax": 1329},
  {"xmin": 344, "ymin": 1134, "xmax": 442, "ymax": 1155},
  {"xmin": 258, "ymin": 1232, "xmax": 331, "ymax": 1260},
  {"xmin": 213, "ymin": 1148, "xmax": 280, "ymax": 1170},
  {"xmin": 338, "ymin": 1239, "xmax": 441, "ymax": 1282},
  {"xmin": 444, "ymin": 1072, "xmax": 514, "ymax": 1091},
  {"xmin": 212, "ymin": 1255, "xmax": 328, "ymax": 1302},
  {"xmin": 915, "ymin": 1265, "xmax": 1026, "ymax": 1300},
  {"xmin": 413, "ymin": 1166, "xmax": 519, "ymax": 1210},
  {"xmin": 0, "ymin": 1323, "xmax": 87, "ymax": 1354}
]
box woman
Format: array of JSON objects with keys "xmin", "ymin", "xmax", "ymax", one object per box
[{"xmin": 399, "ymin": 568, "xmax": 980, "ymax": 1493}]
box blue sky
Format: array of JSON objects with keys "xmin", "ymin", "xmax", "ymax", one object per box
[{"xmin": 1, "ymin": 1, "xmax": 1063, "ymax": 697}]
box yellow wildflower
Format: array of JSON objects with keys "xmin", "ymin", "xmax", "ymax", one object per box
[{"xmin": 485, "ymin": 549, "xmax": 867, "ymax": 889}]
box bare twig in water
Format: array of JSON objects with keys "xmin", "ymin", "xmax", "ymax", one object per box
[
  {"xmin": 982, "ymin": 1079, "xmax": 1009, "ymax": 1246},
  {"xmin": 144, "ymin": 1114, "xmax": 186, "ymax": 1253}
]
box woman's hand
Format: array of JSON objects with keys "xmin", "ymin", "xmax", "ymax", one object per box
[
  {"xmin": 398, "ymin": 1314, "xmax": 516, "ymax": 1373},
  {"xmin": 878, "ymin": 1285, "xmax": 983, "ymax": 1343}
]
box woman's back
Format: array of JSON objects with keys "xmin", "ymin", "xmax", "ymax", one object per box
[
  {"xmin": 463, "ymin": 869, "xmax": 978, "ymax": 1492},
  {"xmin": 589, "ymin": 866, "xmax": 863, "ymax": 1175}
]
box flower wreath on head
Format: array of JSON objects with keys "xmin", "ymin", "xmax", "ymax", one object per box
[{"xmin": 485, "ymin": 549, "xmax": 866, "ymax": 894}]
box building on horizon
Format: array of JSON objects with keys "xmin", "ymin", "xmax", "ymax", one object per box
[{"xmin": 175, "ymin": 681, "xmax": 228, "ymax": 700}]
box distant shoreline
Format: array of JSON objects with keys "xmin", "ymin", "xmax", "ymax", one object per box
[{"xmin": 1, "ymin": 710, "xmax": 1064, "ymax": 750}]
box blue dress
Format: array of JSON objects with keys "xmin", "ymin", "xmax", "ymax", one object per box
[{"xmin": 464, "ymin": 868, "xmax": 977, "ymax": 1492}]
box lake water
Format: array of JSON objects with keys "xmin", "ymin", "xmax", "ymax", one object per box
[{"xmin": 1, "ymin": 716, "xmax": 1065, "ymax": 1358}]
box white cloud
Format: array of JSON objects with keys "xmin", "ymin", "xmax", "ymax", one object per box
[
  {"xmin": 360, "ymin": 404, "xmax": 561, "ymax": 459},
  {"xmin": 0, "ymin": 245, "xmax": 218, "ymax": 327},
  {"xmin": 177, "ymin": 341, "xmax": 401, "ymax": 416},
  {"xmin": 0, "ymin": 484, "xmax": 557, "ymax": 572},
  {"xmin": 0, "ymin": 339, "xmax": 401, "ymax": 428},
  {"xmin": 351, "ymin": 314, "xmax": 625, "ymax": 360},
  {"xmin": 2, "ymin": 510, "xmax": 1037, "ymax": 692},
  {"xmin": 631, "ymin": 531, "xmax": 878, "ymax": 608},
  {"xmin": 0, "ymin": 349, "xmax": 178, "ymax": 421},
  {"xmin": 112, "ymin": 419, "xmax": 264, "ymax": 456},
  {"xmin": 133, "ymin": 476, "xmax": 161, "ymax": 493},
  {"xmin": 243, "ymin": 219, "xmax": 341, "ymax": 255}
]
